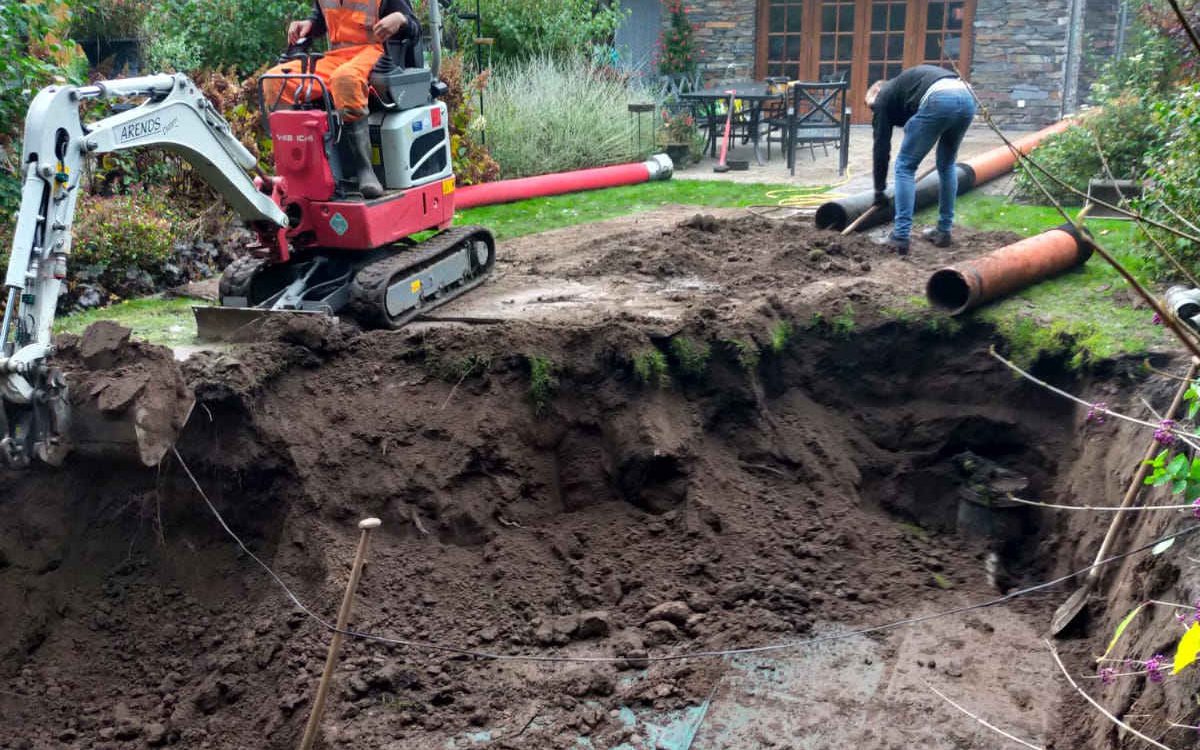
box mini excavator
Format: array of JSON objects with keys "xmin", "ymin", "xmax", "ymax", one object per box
[{"xmin": 0, "ymin": 1, "xmax": 494, "ymax": 468}]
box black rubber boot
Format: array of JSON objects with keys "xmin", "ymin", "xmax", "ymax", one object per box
[
  {"xmin": 922, "ymin": 227, "xmax": 953, "ymax": 247},
  {"xmin": 344, "ymin": 118, "xmax": 383, "ymax": 199},
  {"xmin": 885, "ymin": 232, "xmax": 910, "ymax": 256}
]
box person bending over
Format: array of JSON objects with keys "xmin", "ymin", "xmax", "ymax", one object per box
[
  {"xmin": 264, "ymin": 0, "xmax": 421, "ymax": 198},
  {"xmin": 866, "ymin": 65, "xmax": 976, "ymax": 255}
]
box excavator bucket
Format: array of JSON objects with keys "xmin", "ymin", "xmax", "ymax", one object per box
[
  {"xmin": 63, "ymin": 321, "xmax": 194, "ymax": 467},
  {"xmin": 192, "ymin": 305, "xmax": 329, "ymax": 342}
]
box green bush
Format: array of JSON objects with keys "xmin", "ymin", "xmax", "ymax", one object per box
[
  {"xmin": 472, "ymin": 0, "xmax": 627, "ymax": 63},
  {"xmin": 1, "ymin": 2, "xmax": 83, "ymax": 218},
  {"xmin": 1135, "ymin": 83, "xmax": 1200, "ymax": 277},
  {"xmin": 440, "ymin": 55, "xmax": 500, "ymax": 185},
  {"xmin": 1014, "ymin": 21, "xmax": 1176, "ymax": 205},
  {"xmin": 486, "ymin": 54, "xmax": 658, "ymax": 177},
  {"xmin": 61, "ymin": 187, "xmax": 184, "ymax": 307},
  {"xmin": 142, "ymin": 0, "xmax": 308, "ymax": 76},
  {"xmin": 1013, "ymin": 100, "xmax": 1161, "ymax": 204}
]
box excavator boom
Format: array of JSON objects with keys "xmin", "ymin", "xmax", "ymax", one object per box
[{"xmin": 0, "ymin": 74, "xmax": 289, "ymax": 468}]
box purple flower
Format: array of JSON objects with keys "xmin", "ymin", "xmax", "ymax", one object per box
[
  {"xmin": 1154, "ymin": 419, "xmax": 1177, "ymax": 446},
  {"xmin": 1152, "ymin": 311, "xmax": 1163, "ymax": 325},
  {"xmin": 1193, "ymin": 498, "xmax": 1200, "ymax": 520},
  {"xmin": 1099, "ymin": 666, "xmax": 1116, "ymax": 685},
  {"xmin": 1086, "ymin": 401, "xmax": 1108, "ymax": 424},
  {"xmin": 1146, "ymin": 653, "xmax": 1166, "ymax": 683}
]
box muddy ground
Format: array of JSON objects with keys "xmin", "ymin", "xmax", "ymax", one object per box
[{"xmin": 2, "ymin": 211, "xmax": 1196, "ymax": 749}]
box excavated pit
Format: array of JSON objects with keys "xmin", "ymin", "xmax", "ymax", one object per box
[{"xmin": 1, "ymin": 213, "xmax": 1192, "ymax": 749}]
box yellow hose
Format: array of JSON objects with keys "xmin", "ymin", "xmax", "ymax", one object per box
[{"xmin": 744, "ymin": 169, "xmax": 854, "ymax": 218}]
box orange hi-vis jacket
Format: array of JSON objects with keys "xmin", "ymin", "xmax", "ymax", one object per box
[{"xmin": 263, "ymin": 0, "xmax": 419, "ymax": 120}]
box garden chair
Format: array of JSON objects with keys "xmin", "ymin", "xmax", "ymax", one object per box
[{"xmin": 775, "ymin": 79, "xmax": 849, "ymax": 176}]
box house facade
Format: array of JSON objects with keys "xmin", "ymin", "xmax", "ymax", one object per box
[{"xmin": 616, "ymin": 0, "xmax": 1131, "ymax": 127}]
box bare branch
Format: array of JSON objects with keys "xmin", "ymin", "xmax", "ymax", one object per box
[
  {"xmin": 950, "ymin": 61, "xmax": 1200, "ymax": 359},
  {"xmin": 1046, "ymin": 640, "xmax": 1178, "ymax": 750},
  {"xmin": 925, "ymin": 681, "xmax": 1046, "ymax": 749},
  {"xmin": 1140, "ymin": 397, "xmax": 1200, "ymax": 453},
  {"xmin": 988, "ymin": 347, "xmax": 1200, "ymax": 440},
  {"xmin": 1086, "ymin": 122, "xmax": 1200, "ymax": 288},
  {"xmin": 1166, "ymin": 0, "xmax": 1200, "ymax": 57},
  {"xmin": 1006, "ymin": 494, "xmax": 1198, "ymax": 513}
]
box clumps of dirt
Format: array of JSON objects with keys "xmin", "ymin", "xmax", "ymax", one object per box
[
  {"xmin": 571, "ymin": 213, "xmax": 1020, "ymax": 290},
  {"xmin": 55, "ymin": 321, "xmax": 194, "ymax": 466}
]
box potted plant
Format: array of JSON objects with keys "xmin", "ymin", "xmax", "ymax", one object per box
[
  {"xmin": 70, "ymin": 0, "xmax": 150, "ymax": 74},
  {"xmin": 660, "ymin": 108, "xmax": 698, "ymax": 168}
]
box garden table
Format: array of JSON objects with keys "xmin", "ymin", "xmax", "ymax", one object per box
[{"xmin": 681, "ymin": 81, "xmax": 785, "ymax": 166}]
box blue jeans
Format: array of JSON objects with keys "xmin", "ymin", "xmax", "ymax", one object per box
[{"xmin": 892, "ymin": 89, "xmax": 976, "ymax": 241}]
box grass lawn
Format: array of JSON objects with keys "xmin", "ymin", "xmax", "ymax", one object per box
[
  {"xmin": 55, "ymin": 296, "xmax": 201, "ymax": 348},
  {"xmin": 53, "ymin": 182, "xmax": 1173, "ymax": 366},
  {"xmin": 455, "ymin": 179, "xmax": 796, "ymax": 240}
]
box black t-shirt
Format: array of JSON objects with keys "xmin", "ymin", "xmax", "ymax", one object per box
[{"xmin": 870, "ymin": 65, "xmax": 957, "ymax": 192}]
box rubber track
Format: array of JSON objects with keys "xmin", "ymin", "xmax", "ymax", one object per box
[
  {"xmin": 347, "ymin": 225, "xmax": 496, "ymax": 329},
  {"xmin": 217, "ymin": 256, "xmax": 268, "ymax": 301}
]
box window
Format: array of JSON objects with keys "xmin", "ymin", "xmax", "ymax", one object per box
[{"xmin": 756, "ymin": 0, "xmax": 977, "ymax": 122}]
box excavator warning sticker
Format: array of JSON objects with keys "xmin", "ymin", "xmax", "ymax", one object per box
[
  {"xmin": 330, "ymin": 213, "xmax": 348, "ymax": 236},
  {"xmin": 411, "ymin": 280, "xmax": 422, "ymax": 294}
]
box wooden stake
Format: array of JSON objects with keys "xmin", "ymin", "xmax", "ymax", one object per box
[{"xmin": 298, "ymin": 517, "xmax": 381, "ymax": 750}]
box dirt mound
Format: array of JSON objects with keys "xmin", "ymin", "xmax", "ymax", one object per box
[
  {"xmin": 3, "ymin": 307, "xmax": 1084, "ymax": 748},
  {"xmin": 0, "ymin": 214, "xmax": 1139, "ymax": 748},
  {"xmin": 569, "ymin": 213, "xmax": 1020, "ymax": 289}
]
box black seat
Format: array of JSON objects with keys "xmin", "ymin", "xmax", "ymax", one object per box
[{"xmin": 369, "ymin": 38, "xmax": 436, "ymax": 111}]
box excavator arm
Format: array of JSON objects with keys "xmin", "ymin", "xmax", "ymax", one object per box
[{"xmin": 0, "ymin": 73, "xmax": 289, "ymax": 467}]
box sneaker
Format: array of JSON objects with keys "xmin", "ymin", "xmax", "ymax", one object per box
[
  {"xmin": 885, "ymin": 233, "xmax": 910, "ymax": 256},
  {"xmin": 922, "ymin": 227, "xmax": 952, "ymax": 247}
]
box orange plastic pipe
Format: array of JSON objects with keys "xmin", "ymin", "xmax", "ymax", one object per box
[
  {"xmin": 925, "ymin": 226, "xmax": 1090, "ymax": 315},
  {"xmin": 960, "ymin": 118, "xmax": 1074, "ymax": 185}
]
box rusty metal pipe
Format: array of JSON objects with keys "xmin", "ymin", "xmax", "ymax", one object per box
[{"xmin": 925, "ymin": 224, "xmax": 1091, "ymax": 315}]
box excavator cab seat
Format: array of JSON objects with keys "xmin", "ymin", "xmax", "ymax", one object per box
[{"xmin": 368, "ymin": 38, "xmax": 445, "ymax": 112}]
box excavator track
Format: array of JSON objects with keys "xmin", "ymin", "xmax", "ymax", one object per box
[{"xmin": 348, "ymin": 225, "xmax": 496, "ymax": 329}]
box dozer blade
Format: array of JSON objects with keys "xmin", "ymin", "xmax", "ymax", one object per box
[{"xmin": 192, "ymin": 305, "xmax": 329, "ymax": 342}]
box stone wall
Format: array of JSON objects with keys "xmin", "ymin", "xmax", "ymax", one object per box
[
  {"xmin": 969, "ymin": 0, "xmax": 1071, "ymax": 127},
  {"xmin": 662, "ymin": 0, "xmax": 1127, "ymax": 127},
  {"xmin": 669, "ymin": 0, "xmax": 759, "ymax": 83}
]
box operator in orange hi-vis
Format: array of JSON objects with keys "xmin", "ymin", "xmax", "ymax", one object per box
[{"xmin": 264, "ymin": 0, "xmax": 421, "ymax": 198}]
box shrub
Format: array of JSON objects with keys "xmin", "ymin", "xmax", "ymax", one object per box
[
  {"xmin": 472, "ymin": 0, "xmax": 627, "ymax": 63},
  {"xmin": 658, "ymin": 0, "xmax": 699, "ymax": 77},
  {"xmin": 440, "ymin": 55, "xmax": 500, "ymax": 185},
  {"xmin": 1014, "ymin": 20, "xmax": 1177, "ymax": 205},
  {"xmin": 486, "ymin": 54, "xmax": 658, "ymax": 177},
  {"xmin": 69, "ymin": 0, "xmax": 151, "ymax": 40},
  {"xmin": 1013, "ymin": 99, "xmax": 1161, "ymax": 204},
  {"xmin": 1135, "ymin": 83, "xmax": 1200, "ymax": 277},
  {"xmin": 65, "ymin": 187, "xmax": 181, "ymax": 308},
  {"xmin": 1, "ymin": 2, "xmax": 84, "ymax": 217},
  {"xmin": 141, "ymin": 0, "xmax": 308, "ymax": 76}
]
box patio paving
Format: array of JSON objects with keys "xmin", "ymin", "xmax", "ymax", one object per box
[{"xmin": 670, "ymin": 123, "xmax": 1019, "ymax": 196}]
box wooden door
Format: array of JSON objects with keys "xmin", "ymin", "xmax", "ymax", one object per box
[{"xmin": 756, "ymin": 0, "xmax": 977, "ymax": 123}]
